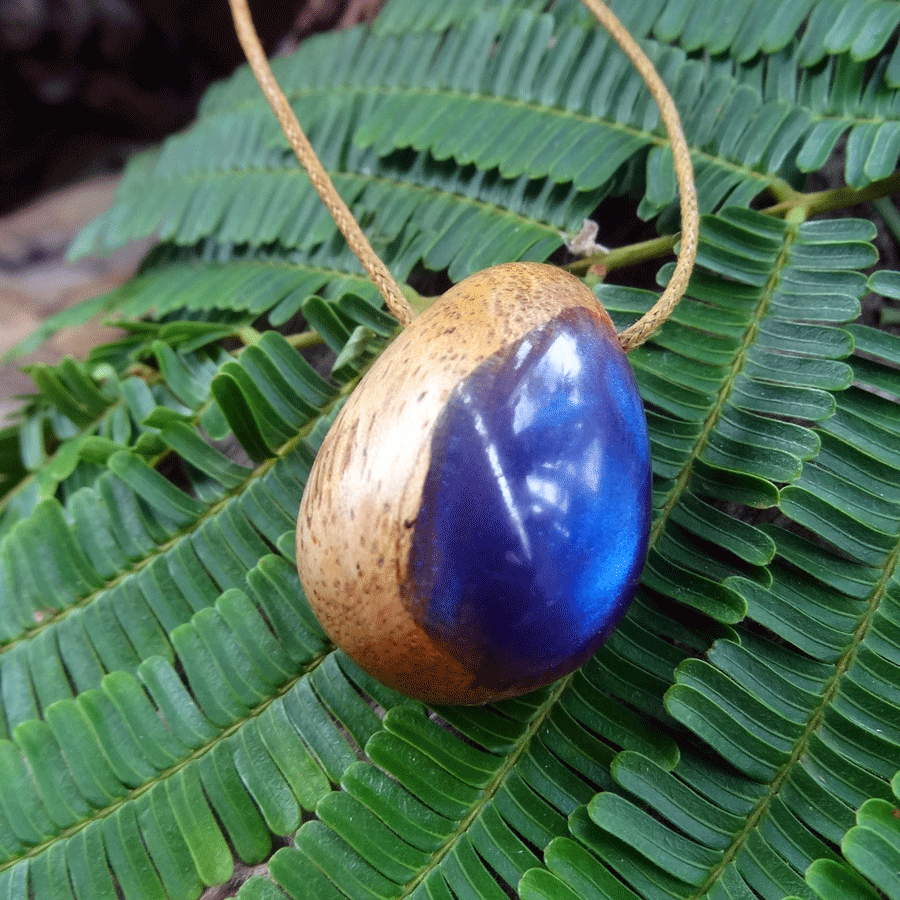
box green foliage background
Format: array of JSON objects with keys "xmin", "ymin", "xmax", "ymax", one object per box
[{"xmin": 2, "ymin": 0, "xmax": 900, "ymax": 898}]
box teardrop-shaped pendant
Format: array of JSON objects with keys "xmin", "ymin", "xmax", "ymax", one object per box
[{"xmin": 297, "ymin": 262, "xmax": 651, "ymax": 705}]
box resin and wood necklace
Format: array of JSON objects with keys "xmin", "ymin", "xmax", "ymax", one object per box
[{"xmin": 229, "ymin": 0, "xmax": 699, "ymax": 705}]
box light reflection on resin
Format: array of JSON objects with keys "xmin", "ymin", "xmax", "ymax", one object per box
[{"xmin": 404, "ymin": 307, "xmax": 651, "ymax": 698}]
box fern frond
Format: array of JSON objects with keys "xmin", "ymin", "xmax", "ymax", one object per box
[
  {"xmin": 66, "ymin": 7, "xmax": 900, "ymax": 285},
  {"xmin": 0, "ymin": 354, "xmax": 220, "ymax": 536},
  {"xmin": 0, "ymin": 331, "xmax": 343, "ymax": 728},
  {"xmin": 61, "ymin": 14, "xmax": 767, "ymax": 266},
  {"xmin": 541, "ymin": 321, "xmax": 900, "ymax": 900}
]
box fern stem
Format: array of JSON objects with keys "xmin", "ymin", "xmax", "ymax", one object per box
[
  {"xmin": 227, "ymin": 0, "xmax": 415, "ymax": 327},
  {"xmin": 285, "ymin": 330, "xmax": 325, "ymax": 349},
  {"xmin": 874, "ymin": 196, "xmax": 900, "ymax": 245},
  {"xmin": 238, "ymin": 326, "xmax": 263, "ymax": 346},
  {"xmin": 242, "ymin": 325, "xmax": 323, "ymax": 349},
  {"xmin": 765, "ymin": 180, "xmax": 802, "ymax": 204},
  {"xmin": 765, "ymin": 169, "xmax": 900, "ymax": 218},
  {"xmin": 564, "ymin": 234, "xmax": 678, "ymax": 276},
  {"xmin": 570, "ymin": 168, "xmax": 900, "ymax": 283}
]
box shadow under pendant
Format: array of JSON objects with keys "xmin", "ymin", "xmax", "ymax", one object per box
[{"xmin": 296, "ymin": 263, "xmax": 651, "ymax": 705}]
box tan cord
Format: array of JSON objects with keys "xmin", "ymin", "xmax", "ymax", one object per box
[
  {"xmin": 580, "ymin": 0, "xmax": 699, "ymax": 351},
  {"xmin": 228, "ymin": 0, "xmax": 696, "ymax": 348},
  {"xmin": 227, "ymin": 0, "xmax": 414, "ymax": 326}
]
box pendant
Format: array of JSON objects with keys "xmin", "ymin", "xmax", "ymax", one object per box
[{"xmin": 296, "ymin": 262, "xmax": 651, "ymax": 705}]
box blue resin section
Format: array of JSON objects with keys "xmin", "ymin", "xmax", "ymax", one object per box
[{"xmin": 405, "ymin": 307, "xmax": 651, "ymax": 696}]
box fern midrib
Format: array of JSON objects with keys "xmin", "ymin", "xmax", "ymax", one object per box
[
  {"xmin": 141, "ymin": 83, "xmax": 795, "ymax": 204},
  {"xmin": 0, "ymin": 379, "xmax": 364, "ymax": 864},
  {"xmin": 109, "ymin": 161, "xmax": 573, "ymax": 241},
  {"xmin": 0, "ymin": 262, "xmax": 384, "ymax": 653},
  {"xmin": 93, "ymin": 257, "xmax": 375, "ymax": 322},
  {"xmin": 690, "ymin": 499, "xmax": 900, "ymax": 898},
  {"xmin": 647, "ymin": 220, "xmax": 801, "ymax": 552},
  {"xmin": 370, "ymin": 86, "xmax": 790, "ymax": 189},
  {"xmin": 0, "ymin": 601, "xmax": 576, "ymax": 878},
  {"xmin": 0, "ymin": 367, "xmax": 352, "ymax": 658},
  {"xmin": 0, "ymin": 635, "xmax": 330, "ymax": 872},
  {"xmin": 0, "ymin": 260, "xmax": 373, "ymax": 539},
  {"xmin": 0, "ymin": 411, "xmax": 225, "ymax": 654},
  {"xmin": 3, "ymin": 644, "xmax": 575, "ymax": 880},
  {"xmin": 198, "ymin": 64, "xmax": 898, "ymax": 197},
  {"xmin": 393, "ymin": 674, "xmax": 574, "ymax": 899}
]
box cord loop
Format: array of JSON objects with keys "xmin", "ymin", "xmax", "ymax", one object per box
[{"xmin": 227, "ymin": 0, "xmax": 698, "ymax": 350}]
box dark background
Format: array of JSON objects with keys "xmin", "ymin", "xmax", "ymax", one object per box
[{"xmin": 0, "ymin": 0, "xmax": 384, "ymax": 215}]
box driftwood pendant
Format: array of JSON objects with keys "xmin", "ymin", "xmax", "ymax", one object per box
[{"xmin": 296, "ymin": 262, "xmax": 650, "ymax": 705}]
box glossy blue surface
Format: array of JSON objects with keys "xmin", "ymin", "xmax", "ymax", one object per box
[{"xmin": 404, "ymin": 307, "xmax": 651, "ymax": 697}]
